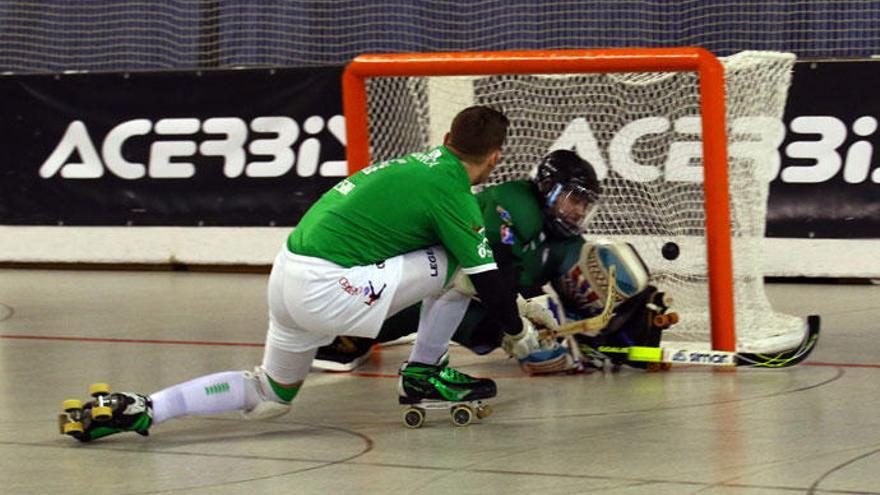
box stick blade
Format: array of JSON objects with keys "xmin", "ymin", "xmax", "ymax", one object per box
[{"xmin": 736, "ymin": 315, "xmax": 821, "ymax": 368}]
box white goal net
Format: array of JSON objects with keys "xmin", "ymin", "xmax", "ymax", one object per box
[
  {"xmin": 361, "ymin": 51, "xmax": 803, "ymax": 353},
  {"xmin": 0, "ymin": 2, "xmax": 877, "ymax": 72}
]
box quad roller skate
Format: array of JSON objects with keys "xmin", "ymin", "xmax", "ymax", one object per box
[
  {"xmin": 58, "ymin": 383, "xmax": 152, "ymax": 442},
  {"xmin": 401, "ymin": 399, "xmax": 492, "ymax": 429},
  {"xmin": 644, "ymin": 291, "xmax": 677, "ymax": 371},
  {"xmin": 648, "ymin": 291, "xmax": 679, "ymax": 330},
  {"xmin": 398, "ymin": 358, "xmax": 495, "ymax": 429}
]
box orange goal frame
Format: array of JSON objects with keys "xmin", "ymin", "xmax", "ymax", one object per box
[{"xmin": 341, "ymin": 48, "xmax": 736, "ymax": 352}]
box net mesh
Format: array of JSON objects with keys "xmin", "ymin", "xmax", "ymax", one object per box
[
  {"xmin": 0, "ymin": 1, "xmax": 878, "ymax": 73},
  {"xmin": 363, "ymin": 51, "xmax": 802, "ymax": 352}
]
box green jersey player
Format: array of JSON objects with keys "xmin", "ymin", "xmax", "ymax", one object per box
[
  {"xmin": 314, "ymin": 150, "xmax": 606, "ymax": 374},
  {"xmin": 58, "ymin": 106, "xmax": 559, "ymax": 441},
  {"xmin": 315, "ymin": 150, "xmax": 679, "ymax": 375}
]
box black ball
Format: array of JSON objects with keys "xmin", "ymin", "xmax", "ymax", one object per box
[{"xmin": 662, "ymin": 241, "xmax": 680, "ymax": 260}]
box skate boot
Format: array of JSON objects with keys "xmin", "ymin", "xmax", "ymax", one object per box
[
  {"xmin": 398, "ymin": 356, "xmax": 495, "ymax": 428},
  {"xmin": 58, "ymin": 383, "xmax": 153, "ymax": 443}
]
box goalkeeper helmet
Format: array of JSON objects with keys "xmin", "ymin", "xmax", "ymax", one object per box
[{"xmin": 533, "ymin": 150, "xmax": 602, "ymax": 238}]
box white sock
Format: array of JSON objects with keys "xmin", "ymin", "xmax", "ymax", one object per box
[
  {"xmin": 150, "ymin": 371, "xmax": 259, "ymax": 425},
  {"xmin": 409, "ymin": 289, "xmax": 471, "ymax": 365},
  {"xmin": 150, "ymin": 344, "xmax": 318, "ymax": 425}
]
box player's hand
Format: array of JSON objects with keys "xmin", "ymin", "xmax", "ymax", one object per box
[
  {"xmin": 516, "ymin": 294, "xmax": 560, "ymax": 332},
  {"xmin": 504, "ymin": 295, "xmax": 561, "ymax": 359}
]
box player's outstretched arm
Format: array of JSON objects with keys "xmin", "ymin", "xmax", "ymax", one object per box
[{"xmin": 468, "ymin": 269, "xmax": 552, "ymax": 360}]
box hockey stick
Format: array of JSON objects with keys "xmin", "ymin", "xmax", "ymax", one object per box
[
  {"xmin": 538, "ymin": 265, "xmax": 618, "ymax": 340},
  {"xmin": 585, "ymin": 315, "xmax": 821, "ymax": 368},
  {"xmin": 734, "ymin": 315, "xmax": 821, "ymax": 368}
]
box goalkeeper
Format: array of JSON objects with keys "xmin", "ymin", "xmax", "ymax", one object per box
[{"xmin": 315, "ymin": 150, "xmax": 675, "ymax": 374}]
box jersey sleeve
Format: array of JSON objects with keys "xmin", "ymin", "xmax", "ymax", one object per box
[
  {"xmin": 477, "ymin": 182, "xmax": 544, "ymax": 248},
  {"xmin": 430, "ymin": 190, "xmax": 497, "ymax": 275},
  {"xmin": 477, "ymin": 187, "xmax": 511, "ymax": 248}
]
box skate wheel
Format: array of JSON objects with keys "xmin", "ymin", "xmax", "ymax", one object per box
[
  {"xmin": 89, "ymin": 383, "xmax": 111, "ymax": 397},
  {"xmin": 62, "ymin": 399, "xmax": 83, "ymax": 412},
  {"xmin": 646, "ymin": 362, "xmax": 672, "ymax": 372},
  {"xmin": 92, "ymin": 406, "xmax": 113, "ymax": 421},
  {"xmin": 57, "ymin": 414, "xmax": 69, "ymax": 434},
  {"xmin": 652, "ymin": 314, "xmax": 669, "ymax": 328},
  {"xmin": 62, "ymin": 421, "xmax": 84, "ymax": 435},
  {"xmin": 666, "ymin": 312, "xmax": 679, "ymax": 325},
  {"xmin": 450, "ymin": 405, "xmax": 473, "ymax": 427},
  {"xmin": 475, "ymin": 404, "xmax": 492, "ymax": 419},
  {"xmin": 402, "ymin": 407, "xmax": 425, "ymax": 429}
]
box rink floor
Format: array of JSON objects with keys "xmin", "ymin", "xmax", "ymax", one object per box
[{"xmin": 1, "ymin": 268, "xmax": 878, "ymax": 495}]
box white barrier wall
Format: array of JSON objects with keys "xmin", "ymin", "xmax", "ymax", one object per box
[
  {"xmin": 0, "ymin": 227, "xmax": 289, "ymax": 266},
  {"xmin": 1, "ymin": 226, "xmax": 877, "ymax": 278}
]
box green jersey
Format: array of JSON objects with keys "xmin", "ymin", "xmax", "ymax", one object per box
[
  {"xmin": 288, "ymin": 145, "xmax": 496, "ymax": 276},
  {"xmin": 477, "ymin": 180, "xmax": 583, "ymax": 289}
]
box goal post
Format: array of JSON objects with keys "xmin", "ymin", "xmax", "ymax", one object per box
[{"xmin": 342, "ymin": 48, "xmax": 801, "ymax": 354}]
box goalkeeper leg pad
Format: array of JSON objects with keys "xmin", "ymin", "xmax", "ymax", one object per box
[
  {"xmin": 579, "ymin": 239, "xmax": 650, "ymax": 304},
  {"xmin": 520, "ymin": 343, "xmax": 578, "ymax": 374}
]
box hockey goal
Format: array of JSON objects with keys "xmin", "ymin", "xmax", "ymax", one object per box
[{"xmin": 342, "ymin": 48, "xmax": 804, "ymax": 353}]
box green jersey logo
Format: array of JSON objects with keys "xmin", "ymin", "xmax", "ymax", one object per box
[
  {"xmin": 333, "ymin": 179, "xmax": 355, "ymax": 195},
  {"xmin": 477, "ymin": 236, "xmax": 491, "ymax": 259}
]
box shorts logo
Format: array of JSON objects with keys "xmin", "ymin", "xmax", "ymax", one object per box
[
  {"xmin": 338, "ymin": 277, "xmax": 361, "ymax": 296},
  {"xmin": 340, "ymin": 277, "xmax": 386, "ymax": 306},
  {"xmin": 426, "ymin": 249, "xmax": 438, "ymax": 277},
  {"xmin": 364, "ymin": 281, "xmax": 386, "ymax": 306}
]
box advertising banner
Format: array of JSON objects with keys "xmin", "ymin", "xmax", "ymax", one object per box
[
  {"xmin": 0, "ymin": 67, "xmax": 346, "ymax": 226},
  {"xmin": 2, "ymin": 60, "xmax": 879, "ymax": 238},
  {"xmin": 768, "ymin": 60, "xmax": 880, "ymax": 238}
]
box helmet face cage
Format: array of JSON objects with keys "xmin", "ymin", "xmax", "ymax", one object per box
[
  {"xmin": 533, "ymin": 150, "xmax": 602, "ymax": 237},
  {"xmin": 544, "ymin": 182, "xmax": 601, "ymax": 237}
]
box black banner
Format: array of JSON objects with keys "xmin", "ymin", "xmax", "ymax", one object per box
[
  {"xmin": 3, "ymin": 61, "xmax": 880, "ymax": 236},
  {"xmin": 769, "ymin": 60, "xmax": 880, "ymax": 238},
  {"xmin": 0, "ymin": 67, "xmax": 345, "ymax": 226}
]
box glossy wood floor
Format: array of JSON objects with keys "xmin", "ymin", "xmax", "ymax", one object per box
[{"xmin": 1, "ymin": 268, "xmax": 878, "ymax": 495}]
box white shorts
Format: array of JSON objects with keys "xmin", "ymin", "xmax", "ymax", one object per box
[{"xmin": 265, "ymin": 246, "xmax": 449, "ymax": 352}]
